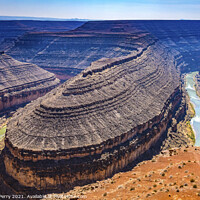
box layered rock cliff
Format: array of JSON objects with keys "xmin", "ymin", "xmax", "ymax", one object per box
[
  {"xmin": 0, "ymin": 53, "xmax": 60, "ymax": 112},
  {"xmin": 0, "ymin": 20, "xmax": 85, "ymax": 51},
  {"xmin": 4, "ymin": 20, "xmax": 200, "ymax": 81},
  {"xmin": 1, "ymin": 31, "xmax": 185, "ymax": 193},
  {"xmin": 133, "ymin": 20, "xmax": 200, "ymax": 73}
]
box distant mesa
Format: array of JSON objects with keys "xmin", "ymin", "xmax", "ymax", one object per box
[{"xmin": 0, "ymin": 53, "xmax": 60, "ymax": 112}]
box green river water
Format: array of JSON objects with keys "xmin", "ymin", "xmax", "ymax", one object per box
[{"xmin": 186, "ymin": 72, "xmax": 200, "ymax": 146}]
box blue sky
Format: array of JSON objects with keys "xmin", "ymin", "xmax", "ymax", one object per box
[{"xmin": 1, "ymin": 0, "xmax": 200, "ymax": 20}]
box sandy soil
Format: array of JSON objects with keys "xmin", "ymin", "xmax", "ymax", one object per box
[{"xmin": 58, "ymin": 147, "xmax": 200, "ymax": 200}]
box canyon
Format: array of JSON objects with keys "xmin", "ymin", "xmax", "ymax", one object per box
[
  {"xmin": 0, "ymin": 20, "xmax": 200, "ymax": 195},
  {"xmin": 2, "ymin": 21, "xmax": 200, "ymax": 81},
  {"xmin": 1, "ymin": 28, "xmax": 185, "ymax": 194},
  {"xmin": 0, "ymin": 20, "xmax": 84, "ymax": 51}
]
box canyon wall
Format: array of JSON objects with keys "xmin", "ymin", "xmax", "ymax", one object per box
[
  {"xmin": 5, "ymin": 32, "xmax": 139, "ymax": 81},
  {"xmin": 3, "ymin": 20, "xmax": 200, "ymax": 81},
  {"xmin": 1, "ymin": 33, "xmax": 184, "ymax": 193},
  {"xmin": 0, "ymin": 53, "xmax": 60, "ymax": 113},
  {"xmin": 0, "ymin": 20, "xmax": 85, "ymax": 52}
]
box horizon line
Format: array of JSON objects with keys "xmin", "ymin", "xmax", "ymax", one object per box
[{"xmin": 0, "ymin": 15, "xmax": 200, "ymax": 21}]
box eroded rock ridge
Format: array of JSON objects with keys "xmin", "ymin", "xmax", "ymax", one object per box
[
  {"xmin": 1, "ymin": 32, "xmax": 184, "ymax": 193},
  {"xmin": 0, "ymin": 53, "xmax": 60, "ymax": 112}
]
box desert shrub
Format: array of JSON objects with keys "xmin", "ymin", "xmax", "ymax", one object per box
[
  {"xmin": 193, "ymin": 184, "xmax": 197, "ymax": 188},
  {"xmin": 190, "ymin": 179, "xmax": 195, "ymax": 183},
  {"xmin": 130, "ymin": 187, "xmax": 135, "ymax": 191}
]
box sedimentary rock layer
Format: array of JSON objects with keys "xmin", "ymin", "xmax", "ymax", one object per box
[
  {"xmin": 0, "ymin": 53, "xmax": 60, "ymax": 112},
  {"xmin": 2, "ymin": 34, "xmax": 183, "ymax": 193},
  {"xmin": 5, "ymin": 32, "xmax": 140, "ymax": 81},
  {"xmin": 133, "ymin": 20, "xmax": 200, "ymax": 73},
  {"xmin": 4, "ymin": 20, "xmax": 200, "ymax": 81},
  {"xmin": 0, "ymin": 20, "xmax": 85, "ymax": 51}
]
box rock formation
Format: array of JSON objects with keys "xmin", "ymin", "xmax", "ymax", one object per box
[
  {"xmin": 1, "ymin": 29, "xmax": 185, "ymax": 193},
  {"xmin": 0, "ymin": 20, "xmax": 85, "ymax": 52},
  {"xmin": 0, "ymin": 53, "xmax": 60, "ymax": 112},
  {"xmin": 5, "ymin": 31, "xmax": 137, "ymax": 81},
  {"xmin": 4, "ymin": 20, "xmax": 200, "ymax": 81}
]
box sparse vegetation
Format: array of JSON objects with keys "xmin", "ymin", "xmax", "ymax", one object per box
[
  {"xmin": 0, "ymin": 125, "xmax": 6, "ymax": 150},
  {"xmin": 190, "ymin": 178, "xmax": 195, "ymax": 183},
  {"xmin": 130, "ymin": 187, "xmax": 135, "ymax": 191},
  {"xmin": 146, "ymin": 194, "xmax": 151, "ymax": 197},
  {"xmin": 189, "ymin": 102, "xmax": 195, "ymax": 118},
  {"xmin": 111, "ymin": 180, "xmax": 115, "ymax": 184},
  {"xmin": 193, "ymin": 184, "xmax": 197, "ymax": 188},
  {"xmin": 186, "ymin": 121, "xmax": 196, "ymax": 144},
  {"xmin": 0, "ymin": 125, "xmax": 6, "ymax": 136},
  {"xmin": 103, "ymin": 192, "xmax": 107, "ymax": 197}
]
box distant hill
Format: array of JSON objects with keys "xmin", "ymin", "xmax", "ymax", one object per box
[{"xmin": 0, "ymin": 16, "xmax": 90, "ymax": 21}]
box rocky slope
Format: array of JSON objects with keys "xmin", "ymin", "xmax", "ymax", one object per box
[
  {"xmin": 0, "ymin": 28, "xmax": 185, "ymax": 194},
  {"xmin": 59, "ymin": 147, "xmax": 200, "ymax": 200},
  {"xmin": 0, "ymin": 53, "xmax": 60, "ymax": 112}
]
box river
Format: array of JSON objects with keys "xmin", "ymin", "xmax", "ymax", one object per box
[{"xmin": 186, "ymin": 72, "xmax": 200, "ymax": 146}]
